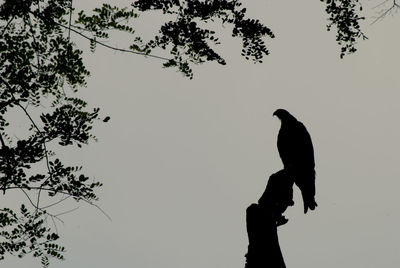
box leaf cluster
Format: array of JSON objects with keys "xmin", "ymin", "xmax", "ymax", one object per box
[
  {"xmin": 323, "ymin": 0, "xmax": 367, "ymax": 58},
  {"xmin": 75, "ymin": 4, "xmax": 138, "ymax": 52},
  {"xmin": 40, "ymin": 103, "xmax": 99, "ymax": 147},
  {"xmin": 132, "ymin": 0, "xmax": 274, "ymax": 78},
  {"xmin": 0, "ymin": 206, "xmax": 64, "ymax": 268}
]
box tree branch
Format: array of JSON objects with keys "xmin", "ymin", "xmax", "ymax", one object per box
[
  {"xmin": 68, "ymin": 0, "xmax": 73, "ymax": 40},
  {"xmin": 0, "ymin": 15, "xmax": 15, "ymax": 36},
  {"xmin": 27, "ymin": 14, "xmax": 42, "ymax": 76},
  {"xmin": 6, "ymin": 186, "xmax": 111, "ymax": 220},
  {"xmin": 0, "ymin": 133, "xmax": 6, "ymax": 148},
  {"xmin": 55, "ymin": 206, "xmax": 80, "ymax": 217},
  {"xmin": 30, "ymin": 11, "xmax": 171, "ymax": 61},
  {"xmin": 65, "ymin": 23, "xmax": 170, "ymax": 61},
  {"xmin": 371, "ymin": 0, "xmax": 400, "ymax": 24},
  {"xmin": 40, "ymin": 195, "xmax": 71, "ymax": 210},
  {"xmin": 20, "ymin": 187, "xmax": 65, "ymax": 226}
]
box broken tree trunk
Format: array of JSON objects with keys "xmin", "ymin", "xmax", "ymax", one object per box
[
  {"xmin": 245, "ymin": 203, "xmax": 286, "ymax": 268},
  {"xmin": 244, "ymin": 169, "xmax": 294, "ymax": 268}
]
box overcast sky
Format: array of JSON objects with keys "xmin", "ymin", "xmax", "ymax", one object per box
[{"xmin": 4, "ymin": 0, "xmax": 400, "ymax": 267}]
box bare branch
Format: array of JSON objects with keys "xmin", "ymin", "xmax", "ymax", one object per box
[
  {"xmin": 20, "ymin": 188, "xmax": 65, "ymax": 225},
  {"xmin": 55, "ymin": 206, "xmax": 80, "ymax": 217},
  {"xmin": 50, "ymin": 214, "xmax": 60, "ymax": 233},
  {"xmin": 20, "ymin": 188, "xmax": 38, "ymax": 209},
  {"xmin": 371, "ymin": 0, "xmax": 400, "ymax": 24},
  {"xmin": 373, "ymin": 0, "xmax": 391, "ymax": 9},
  {"xmin": 40, "ymin": 195, "xmax": 71, "ymax": 210},
  {"xmin": 44, "ymin": 212, "xmax": 64, "ymax": 225},
  {"xmin": 83, "ymin": 200, "xmax": 112, "ymax": 221},
  {"xmin": 0, "ymin": 133, "xmax": 6, "ymax": 148}
]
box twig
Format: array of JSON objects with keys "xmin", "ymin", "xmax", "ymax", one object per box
[
  {"xmin": 44, "ymin": 213, "xmax": 60, "ymax": 233},
  {"xmin": 50, "ymin": 214, "xmax": 60, "ymax": 232},
  {"xmin": 371, "ymin": 0, "xmax": 400, "ymax": 24},
  {"xmin": 45, "ymin": 212, "xmax": 64, "ymax": 225},
  {"xmin": 83, "ymin": 200, "xmax": 112, "ymax": 221},
  {"xmin": 0, "ymin": 133, "xmax": 6, "ymax": 147},
  {"xmin": 40, "ymin": 195, "xmax": 71, "ymax": 210},
  {"xmin": 20, "ymin": 188, "xmax": 65, "ymax": 224},
  {"xmin": 55, "ymin": 206, "xmax": 79, "ymax": 217},
  {"xmin": 27, "ymin": 14, "xmax": 41, "ymax": 76},
  {"xmin": 64, "ymin": 23, "xmax": 170, "ymax": 61},
  {"xmin": 20, "ymin": 188, "xmax": 37, "ymax": 209},
  {"xmin": 373, "ymin": 0, "xmax": 390, "ymax": 9},
  {"xmin": 1, "ymin": 15, "xmax": 15, "ymax": 36},
  {"xmin": 68, "ymin": 0, "xmax": 73, "ymax": 40}
]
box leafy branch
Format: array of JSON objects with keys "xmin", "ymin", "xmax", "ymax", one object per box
[
  {"xmin": 131, "ymin": 0, "xmax": 274, "ymax": 78},
  {"xmin": 0, "ymin": 1, "xmax": 106, "ymax": 266},
  {"xmin": 322, "ymin": 0, "xmax": 368, "ymax": 58}
]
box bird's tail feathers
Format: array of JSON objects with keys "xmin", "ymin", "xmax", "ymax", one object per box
[
  {"xmin": 303, "ymin": 197, "xmax": 318, "ymax": 214},
  {"xmin": 296, "ymin": 170, "xmax": 317, "ymax": 214}
]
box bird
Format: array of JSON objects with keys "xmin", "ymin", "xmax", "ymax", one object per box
[{"xmin": 273, "ymin": 109, "xmax": 317, "ymax": 213}]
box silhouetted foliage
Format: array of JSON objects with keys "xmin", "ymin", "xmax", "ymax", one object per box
[
  {"xmin": 78, "ymin": 0, "xmax": 275, "ymax": 79},
  {"xmin": 0, "ymin": 0, "xmax": 104, "ymax": 266},
  {"xmin": 322, "ymin": 0, "xmax": 367, "ymax": 58}
]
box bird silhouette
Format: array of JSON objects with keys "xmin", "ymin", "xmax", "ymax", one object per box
[{"xmin": 273, "ymin": 109, "xmax": 317, "ymax": 213}]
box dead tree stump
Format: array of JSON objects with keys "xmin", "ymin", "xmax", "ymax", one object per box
[{"xmin": 244, "ymin": 169, "xmax": 294, "ymax": 268}]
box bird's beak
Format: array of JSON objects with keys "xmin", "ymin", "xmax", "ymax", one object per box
[{"xmin": 273, "ymin": 111, "xmax": 277, "ymax": 117}]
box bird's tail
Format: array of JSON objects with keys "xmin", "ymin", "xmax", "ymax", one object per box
[
  {"xmin": 302, "ymin": 193, "xmax": 317, "ymax": 214},
  {"xmin": 296, "ymin": 170, "xmax": 317, "ymax": 214}
]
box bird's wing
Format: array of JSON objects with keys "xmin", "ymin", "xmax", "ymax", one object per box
[
  {"xmin": 293, "ymin": 121, "xmax": 315, "ymax": 168},
  {"xmin": 277, "ymin": 126, "xmax": 294, "ymax": 168},
  {"xmin": 292, "ymin": 121, "xmax": 317, "ymax": 213}
]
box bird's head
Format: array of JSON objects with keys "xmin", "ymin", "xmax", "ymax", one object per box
[{"xmin": 273, "ymin": 109, "xmax": 292, "ymax": 120}]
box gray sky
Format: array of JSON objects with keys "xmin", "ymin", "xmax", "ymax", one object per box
[{"xmin": 3, "ymin": 0, "xmax": 400, "ymax": 267}]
